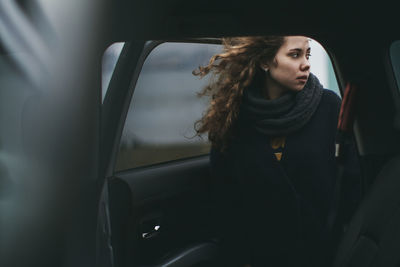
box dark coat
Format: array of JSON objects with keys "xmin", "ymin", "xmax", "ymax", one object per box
[{"xmin": 210, "ymin": 89, "xmax": 361, "ymax": 267}]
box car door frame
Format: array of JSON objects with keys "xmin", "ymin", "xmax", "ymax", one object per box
[{"xmin": 98, "ymin": 38, "xmax": 223, "ymax": 267}]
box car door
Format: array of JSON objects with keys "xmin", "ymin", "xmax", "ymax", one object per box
[{"xmin": 99, "ymin": 40, "xmax": 224, "ymax": 267}]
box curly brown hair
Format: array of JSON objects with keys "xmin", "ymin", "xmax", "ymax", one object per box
[{"xmin": 193, "ymin": 36, "xmax": 285, "ymax": 150}]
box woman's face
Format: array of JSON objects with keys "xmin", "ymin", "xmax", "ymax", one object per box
[{"xmin": 263, "ymin": 36, "xmax": 311, "ymax": 93}]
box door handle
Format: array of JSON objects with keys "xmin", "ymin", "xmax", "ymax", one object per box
[{"xmin": 141, "ymin": 224, "xmax": 161, "ymax": 239}]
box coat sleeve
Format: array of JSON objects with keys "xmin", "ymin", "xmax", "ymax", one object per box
[
  {"xmin": 339, "ymin": 136, "xmax": 362, "ymax": 225},
  {"xmin": 209, "ymin": 146, "xmax": 252, "ymax": 266}
]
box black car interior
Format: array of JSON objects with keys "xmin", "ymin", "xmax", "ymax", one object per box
[
  {"xmin": 98, "ymin": 2, "xmax": 400, "ymax": 266},
  {"xmin": 2, "ymin": 1, "xmax": 400, "ymax": 267}
]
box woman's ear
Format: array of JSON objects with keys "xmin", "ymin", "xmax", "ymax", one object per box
[{"xmin": 260, "ymin": 63, "xmax": 269, "ymax": 72}]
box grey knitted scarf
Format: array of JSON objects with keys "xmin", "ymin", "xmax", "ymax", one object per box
[{"xmin": 240, "ymin": 73, "xmax": 323, "ymax": 136}]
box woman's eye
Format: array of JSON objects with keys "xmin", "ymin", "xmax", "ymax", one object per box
[
  {"xmin": 291, "ymin": 53, "xmax": 299, "ymax": 58},
  {"xmin": 306, "ymin": 53, "xmax": 312, "ymax": 60}
]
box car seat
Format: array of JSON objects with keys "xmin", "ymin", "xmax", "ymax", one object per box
[{"xmin": 333, "ymin": 155, "xmax": 400, "ymax": 266}]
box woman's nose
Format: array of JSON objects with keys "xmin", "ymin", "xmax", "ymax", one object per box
[{"xmin": 301, "ymin": 58, "xmax": 310, "ymax": 71}]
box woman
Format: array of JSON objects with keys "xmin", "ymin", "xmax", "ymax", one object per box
[{"xmin": 194, "ymin": 36, "xmax": 357, "ymax": 266}]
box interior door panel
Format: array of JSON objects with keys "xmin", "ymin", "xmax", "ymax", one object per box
[{"xmin": 108, "ymin": 156, "xmax": 220, "ymax": 267}]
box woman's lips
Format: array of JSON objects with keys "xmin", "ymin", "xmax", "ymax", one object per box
[{"xmin": 297, "ymin": 76, "xmax": 308, "ymax": 83}]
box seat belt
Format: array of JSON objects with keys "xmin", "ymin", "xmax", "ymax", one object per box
[{"xmin": 327, "ymin": 82, "xmax": 359, "ymax": 236}]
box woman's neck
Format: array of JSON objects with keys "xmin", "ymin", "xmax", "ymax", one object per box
[{"xmin": 263, "ymin": 74, "xmax": 287, "ymax": 100}]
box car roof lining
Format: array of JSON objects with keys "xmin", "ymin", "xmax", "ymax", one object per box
[{"xmin": 105, "ymin": 0, "xmax": 400, "ymax": 41}]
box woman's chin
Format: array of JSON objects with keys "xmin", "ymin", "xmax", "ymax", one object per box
[{"xmin": 289, "ymin": 85, "xmax": 305, "ymax": 92}]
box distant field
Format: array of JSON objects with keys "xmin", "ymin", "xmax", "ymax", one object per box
[{"xmin": 115, "ymin": 143, "xmax": 211, "ymax": 171}]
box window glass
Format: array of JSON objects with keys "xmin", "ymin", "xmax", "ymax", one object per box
[
  {"xmin": 309, "ymin": 39, "xmax": 340, "ymax": 96},
  {"xmin": 106, "ymin": 39, "xmax": 340, "ymax": 171},
  {"xmin": 102, "ymin": 42, "xmax": 124, "ymax": 102},
  {"xmin": 115, "ymin": 42, "xmax": 219, "ymax": 170},
  {"xmin": 390, "ymin": 40, "xmax": 400, "ymax": 90}
]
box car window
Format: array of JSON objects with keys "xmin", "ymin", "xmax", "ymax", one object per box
[
  {"xmin": 103, "ymin": 40, "xmax": 340, "ymax": 171},
  {"xmin": 102, "ymin": 42, "xmax": 124, "ymax": 102},
  {"xmin": 390, "ymin": 40, "xmax": 400, "ymax": 90},
  {"xmin": 114, "ymin": 42, "xmax": 219, "ymax": 171},
  {"xmin": 309, "ymin": 39, "xmax": 340, "ymax": 96}
]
